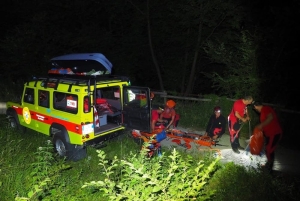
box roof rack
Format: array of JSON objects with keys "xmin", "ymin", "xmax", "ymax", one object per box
[
  {"xmin": 47, "ymin": 73, "xmax": 130, "ymax": 82},
  {"xmin": 29, "ymin": 74, "xmax": 130, "ymax": 93}
]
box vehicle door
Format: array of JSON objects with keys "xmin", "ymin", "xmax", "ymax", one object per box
[
  {"xmin": 122, "ymin": 86, "xmax": 151, "ymax": 132},
  {"xmin": 20, "ymin": 87, "xmax": 37, "ymax": 130},
  {"xmin": 35, "ymin": 89, "xmax": 51, "ymax": 134}
]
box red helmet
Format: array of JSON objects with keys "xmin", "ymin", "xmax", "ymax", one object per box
[
  {"xmin": 214, "ymin": 106, "xmax": 221, "ymax": 113},
  {"xmin": 166, "ymin": 100, "xmax": 176, "ymax": 108}
]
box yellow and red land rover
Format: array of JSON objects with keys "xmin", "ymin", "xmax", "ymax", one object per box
[{"xmin": 6, "ymin": 53, "xmax": 152, "ymax": 161}]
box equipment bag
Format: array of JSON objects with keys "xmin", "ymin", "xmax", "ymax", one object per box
[{"xmin": 250, "ymin": 127, "xmax": 264, "ymax": 155}]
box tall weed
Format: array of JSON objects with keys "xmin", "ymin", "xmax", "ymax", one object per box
[
  {"xmin": 82, "ymin": 148, "xmax": 219, "ymax": 200},
  {"xmin": 205, "ymin": 162, "xmax": 299, "ymax": 201}
]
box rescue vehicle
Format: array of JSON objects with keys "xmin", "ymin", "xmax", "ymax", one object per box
[{"xmin": 6, "ymin": 53, "xmax": 152, "ymax": 161}]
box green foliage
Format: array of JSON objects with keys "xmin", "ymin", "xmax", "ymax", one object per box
[
  {"xmin": 0, "ymin": 0, "xmax": 262, "ymax": 98},
  {"xmin": 82, "ymin": 148, "xmax": 219, "ymax": 200},
  {"xmin": 0, "ymin": 79, "xmax": 23, "ymax": 102},
  {"xmin": 203, "ymin": 30, "xmax": 261, "ymax": 99},
  {"xmin": 0, "ymin": 128, "xmax": 36, "ymax": 200},
  {"xmin": 15, "ymin": 140, "xmax": 71, "ymax": 200},
  {"xmin": 174, "ymin": 95, "xmax": 230, "ymax": 129},
  {"xmin": 205, "ymin": 162, "xmax": 299, "ymax": 201}
]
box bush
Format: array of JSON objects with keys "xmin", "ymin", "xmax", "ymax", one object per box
[
  {"xmin": 82, "ymin": 148, "xmax": 220, "ymax": 200},
  {"xmin": 14, "ymin": 140, "xmax": 70, "ymax": 200},
  {"xmin": 204, "ymin": 162, "xmax": 299, "ymax": 201}
]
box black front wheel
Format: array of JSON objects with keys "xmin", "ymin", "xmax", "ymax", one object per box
[{"xmin": 8, "ymin": 116, "xmax": 26, "ymax": 133}]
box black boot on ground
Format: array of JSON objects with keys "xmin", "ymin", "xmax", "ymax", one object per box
[
  {"xmin": 238, "ymin": 145, "xmax": 245, "ymax": 150},
  {"xmin": 233, "ymin": 148, "xmax": 240, "ymax": 154}
]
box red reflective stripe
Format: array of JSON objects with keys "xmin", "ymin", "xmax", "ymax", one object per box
[{"xmin": 13, "ymin": 106, "xmax": 83, "ymax": 135}]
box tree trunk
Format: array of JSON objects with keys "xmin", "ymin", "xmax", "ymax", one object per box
[
  {"xmin": 147, "ymin": 0, "xmax": 164, "ymax": 91},
  {"xmin": 180, "ymin": 28, "xmax": 190, "ymax": 95},
  {"xmin": 184, "ymin": 21, "xmax": 203, "ymax": 96}
]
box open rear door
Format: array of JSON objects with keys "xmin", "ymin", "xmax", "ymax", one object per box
[{"xmin": 122, "ymin": 86, "xmax": 151, "ymax": 133}]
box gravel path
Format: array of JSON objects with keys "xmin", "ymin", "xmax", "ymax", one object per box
[{"xmin": 159, "ymin": 127, "xmax": 300, "ymax": 175}]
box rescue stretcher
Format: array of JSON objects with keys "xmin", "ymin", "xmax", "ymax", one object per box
[
  {"xmin": 166, "ymin": 129, "xmax": 217, "ymax": 149},
  {"xmin": 131, "ymin": 128, "xmax": 221, "ymax": 157}
]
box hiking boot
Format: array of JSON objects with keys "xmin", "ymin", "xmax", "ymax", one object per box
[
  {"xmin": 261, "ymin": 161, "xmax": 274, "ymax": 173},
  {"xmin": 238, "ymin": 146, "xmax": 245, "ymax": 150},
  {"xmin": 233, "ymin": 148, "xmax": 240, "ymax": 154}
]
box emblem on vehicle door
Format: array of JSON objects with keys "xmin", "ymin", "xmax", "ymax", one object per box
[{"xmin": 23, "ymin": 107, "xmax": 32, "ymax": 124}]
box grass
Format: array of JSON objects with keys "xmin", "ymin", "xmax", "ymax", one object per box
[
  {"xmin": 0, "ymin": 129, "xmax": 129, "ymax": 200},
  {"xmin": 0, "ymin": 101, "xmax": 299, "ymax": 201}
]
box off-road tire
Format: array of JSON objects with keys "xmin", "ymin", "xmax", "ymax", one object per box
[
  {"xmin": 53, "ymin": 134, "xmax": 86, "ymax": 161},
  {"xmin": 8, "ymin": 116, "xmax": 27, "ymax": 133}
]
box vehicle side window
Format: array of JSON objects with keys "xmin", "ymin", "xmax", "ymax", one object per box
[
  {"xmin": 99, "ymin": 87, "xmax": 120, "ymax": 100},
  {"xmin": 124, "ymin": 89, "xmax": 148, "ymax": 108},
  {"xmin": 24, "ymin": 88, "xmax": 34, "ymax": 104},
  {"xmin": 53, "ymin": 92, "xmax": 78, "ymax": 114},
  {"xmin": 38, "ymin": 90, "xmax": 49, "ymax": 108}
]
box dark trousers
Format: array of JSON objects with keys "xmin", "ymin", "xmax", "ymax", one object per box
[
  {"xmin": 207, "ymin": 131, "xmax": 222, "ymax": 139},
  {"xmin": 155, "ymin": 117, "xmax": 179, "ymax": 129},
  {"xmin": 264, "ymin": 133, "xmax": 282, "ymax": 171},
  {"xmin": 157, "ymin": 117, "xmax": 170, "ymax": 128},
  {"xmin": 207, "ymin": 132, "xmax": 214, "ymax": 138},
  {"xmin": 228, "ymin": 120, "xmax": 242, "ymax": 150}
]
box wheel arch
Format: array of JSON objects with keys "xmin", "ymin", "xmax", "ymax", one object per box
[
  {"xmin": 6, "ymin": 108, "xmax": 19, "ymax": 121},
  {"xmin": 6, "ymin": 107, "xmax": 25, "ymax": 132},
  {"xmin": 50, "ymin": 123, "xmax": 71, "ymax": 144}
]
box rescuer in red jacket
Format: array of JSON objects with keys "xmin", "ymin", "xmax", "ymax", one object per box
[
  {"xmin": 253, "ymin": 101, "xmax": 282, "ymax": 173},
  {"xmin": 151, "ymin": 105, "xmax": 165, "ymax": 132},
  {"xmin": 228, "ymin": 96, "xmax": 253, "ymax": 154},
  {"xmin": 150, "ymin": 93, "xmax": 180, "ymax": 129},
  {"xmin": 159, "ymin": 100, "xmax": 177, "ymax": 130}
]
